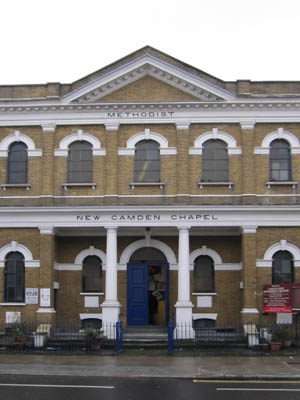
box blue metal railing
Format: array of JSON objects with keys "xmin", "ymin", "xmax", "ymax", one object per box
[
  {"xmin": 168, "ymin": 321, "xmax": 175, "ymax": 355},
  {"xmin": 115, "ymin": 321, "xmax": 123, "ymax": 354}
]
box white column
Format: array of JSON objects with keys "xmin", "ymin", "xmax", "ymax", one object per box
[
  {"xmin": 101, "ymin": 227, "xmax": 120, "ymax": 338},
  {"xmin": 105, "ymin": 227, "xmax": 118, "ymax": 302},
  {"xmin": 175, "ymin": 227, "xmax": 194, "ymax": 338}
]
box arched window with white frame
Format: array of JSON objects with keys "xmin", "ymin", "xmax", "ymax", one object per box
[
  {"xmin": 7, "ymin": 142, "xmax": 28, "ymax": 184},
  {"xmin": 193, "ymin": 255, "xmax": 215, "ymax": 293},
  {"xmin": 269, "ymin": 139, "xmax": 291, "ymax": 181},
  {"xmin": 67, "ymin": 141, "xmax": 93, "ymax": 183},
  {"xmin": 4, "ymin": 251, "xmax": 25, "ymax": 302},
  {"xmin": 82, "ymin": 256, "xmax": 103, "ymax": 293},
  {"xmin": 202, "ymin": 139, "xmax": 228, "ymax": 182},
  {"xmin": 272, "ymin": 250, "xmax": 294, "ymax": 285},
  {"xmin": 134, "ymin": 140, "xmax": 160, "ymax": 182}
]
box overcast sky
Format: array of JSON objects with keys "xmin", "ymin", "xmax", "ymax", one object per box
[{"xmin": 1, "ymin": 0, "xmax": 299, "ymax": 85}]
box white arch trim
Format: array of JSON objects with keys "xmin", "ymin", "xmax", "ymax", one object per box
[
  {"xmin": 0, "ymin": 131, "xmax": 42, "ymax": 157},
  {"xmin": 119, "ymin": 239, "xmax": 177, "ymax": 268},
  {"xmin": 189, "ymin": 246, "xmax": 242, "ymax": 270},
  {"xmin": 190, "ymin": 128, "xmax": 241, "ymax": 155},
  {"xmin": 193, "ymin": 313, "xmax": 218, "ymax": 320},
  {"xmin": 190, "ymin": 246, "xmax": 222, "ymax": 265},
  {"xmin": 55, "ymin": 130, "xmax": 105, "ymax": 156},
  {"xmin": 119, "ymin": 128, "xmax": 176, "ymax": 156},
  {"xmin": 0, "ymin": 241, "xmax": 40, "ymax": 268},
  {"xmin": 74, "ymin": 246, "xmax": 106, "ymax": 266},
  {"xmin": 257, "ymin": 240, "xmax": 300, "ymax": 267},
  {"xmin": 255, "ymin": 128, "xmax": 300, "ymax": 154},
  {"xmin": 80, "ymin": 313, "xmax": 102, "ymax": 320}
]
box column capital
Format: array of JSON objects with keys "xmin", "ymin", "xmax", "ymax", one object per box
[
  {"xmin": 39, "ymin": 226, "xmax": 55, "ymax": 235},
  {"xmin": 41, "ymin": 123, "xmax": 56, "ymax": 133},
  {"xmin": 241, "ymin": 226, "xmax": 257, "ymax": 234},
  {"xmin": 177, "ymin": 226, "xmax": 191, "ymax": 232},
  {"xmin": 240, "ymin": 120, "xmax": 256, "ymax": 130},
  {"xmin": 176, "ymin": 122, "xmax": 190, "ymax": 131},
  {"xmin": 105, "ymin": 123, "xmax": 120, "ymax": 131},
  {"xmin": 105, "ymin": 225, "xmax": 119, "ymax": 231}
]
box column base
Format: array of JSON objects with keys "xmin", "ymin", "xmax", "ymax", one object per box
[
  {"xmin": 241, "ymin": 308, "xmax": 259, "ymax": 347},
  {"xmin": 101, "ymin": 300, "xmax": 121, "ymax": 339},
  {"xmin": 175, "ymin": 301, "xmax": 195, "ymax": 339},
  {"xmin": 36, "ymin": 308, "xmax": 56, "ymax": 326},
  {"xmin": 241, "ymin": 308, "xmax": 259, "ymax": 324}
]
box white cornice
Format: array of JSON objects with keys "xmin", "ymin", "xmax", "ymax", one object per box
[
  {"xmin": 2, "ymin": 101, "xmax": 300, "ymax": 127},
  {"xmin": 0, "ymin": 205, "xmax": 300, "ymax": 229}
]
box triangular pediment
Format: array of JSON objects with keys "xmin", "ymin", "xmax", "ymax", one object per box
[
  {"xmin": 62, "ymin": 48, "xmax": 236, "ymax": 103},
  {"xmin": 99, "ymin": 75, "xmax": 199, "ymax": 102}
]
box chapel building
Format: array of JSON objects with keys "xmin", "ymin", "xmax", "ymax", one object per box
[{"xmin": 0, "ymin": 46, "xmax": 299, "ymax": 336}]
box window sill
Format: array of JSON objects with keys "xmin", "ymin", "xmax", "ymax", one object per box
[
  {"xmin": 129, "ymin": 182, "xmax": 165, "ymax": 189},
  {"xmin": 1, "ymin": 184, "xmax": 31, "ymax": 191},
  {"xmin": 62, "ymin": 183, "xmax": 97, "ymax": 190},
  {"xmin": 266, "ymin": 181, "xmax": 298, "ymax": 189},
  {"xmin": 80, "ymin": 292, "xmax": 104, "ymax": 296},
  {"xmin": 192, "ymin": 293, "xmax": 217, "ymax": 296},
  {"xmin": 0, "ymin": 302, "xmax": 26, "ymax": 306},
  {"xmin": 198, "ymin": 181, "xmax": 234, "ymax": 189}
]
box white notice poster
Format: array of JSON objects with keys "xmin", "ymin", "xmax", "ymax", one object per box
[
  {"xmin": 40, "ymin": 288, "xmax": 51, "ymax": 307},
  {"xmin": 26, "ymin": 288, "xmax": 38, "ymax": 304}
]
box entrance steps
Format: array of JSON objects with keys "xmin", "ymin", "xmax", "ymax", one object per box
[{"xmin": 122, "ymin": 326, "xmax": 168, "ymax": 343}]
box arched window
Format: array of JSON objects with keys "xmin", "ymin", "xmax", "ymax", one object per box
[
  {"xmin": 193, "ymin": 255, "xmax": 215, "ymax": 293},
  {"xmin": 67, "ymin": 141, "xmax": 93, "ymax": 183},
  {"xmin": 272, "ymin": 251, "xmax": 294, "ymax": 284},
  {"xmin": 7, "ymin": 142, "xmax": 28, "ymax": 184},
  {"xmin": 202, "ymin": 140, "xmax": 228, "ymax": 182},
  {"xmin": 82, "ymin": 256, "xmax": 102, "ymax": 293},
  {"xmin": 269, "ymin": 139, "xmax": 291, "ymax": 181},
  {"xmin": 134, "ymin": 140, "xmax": 160, "ymax": 182},
  {"xmin": 4, "ymin": 252, "xmax": 25, "ymax": 302}
]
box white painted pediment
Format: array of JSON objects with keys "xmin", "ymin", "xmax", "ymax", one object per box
[{"xmin": 62, "ymin": 55, "xmax": 236, "ymax": 103}]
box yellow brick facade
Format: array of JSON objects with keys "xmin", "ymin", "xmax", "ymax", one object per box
[{"xmin": 0, "ymin": 47, "xmax": 300, "ymax": 334}]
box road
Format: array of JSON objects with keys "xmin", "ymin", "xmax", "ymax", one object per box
[{"xmin": 1, "ymin": 375, "xmax": 300, "ymax": 399}]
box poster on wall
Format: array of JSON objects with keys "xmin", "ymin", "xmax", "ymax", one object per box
[
  {"xmin": 5, "ymin": 311, "xmax": 21, "ymax": 324},
  {"xmin": 40, "ymin": 288, "xmax": 51, "ymax": 307},
  {"xmin": 263, "ymin": 283, "xmax": 300, "ymax": 313},
  {"xmin": 263, "ymin": 284, "xmax": 292, "ymax": 313},
  {"xmin": 26, "ymin": 288, "xmax": 38, "ymax": 304}
]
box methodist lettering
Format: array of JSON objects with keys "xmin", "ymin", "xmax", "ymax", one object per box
[{"xmin": 107, "ymin": 111, "xmax": 175, "ymax": 118}]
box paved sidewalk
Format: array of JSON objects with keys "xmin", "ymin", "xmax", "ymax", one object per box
[{"xmin": 0, "ymin": 353, "xmax": 300, "ymax": 379}]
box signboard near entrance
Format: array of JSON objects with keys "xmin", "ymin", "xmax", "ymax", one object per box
[
  {"xmin": 263, "ymin": 284, "xmax": 291, "ymax": 313},
  {"xmin": 263, "ymin": 283, "xmax": 300, "ymax": 313}
]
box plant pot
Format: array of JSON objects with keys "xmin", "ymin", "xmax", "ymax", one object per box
[
  {"xmin": 85, "ymin": 340, "xmax": 100, "ymax": 351},
  {"xmin": 270, "ymin": 341, "xmax": 281, "ymax": 351},
  {"xmin": 261, "ymin": 343, "xmax": 269, "ymax": 352}
]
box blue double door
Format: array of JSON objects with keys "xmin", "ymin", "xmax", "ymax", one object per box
[{"xmin": 127, "ymin": 263, "xmax": 169, "ymax": 326}]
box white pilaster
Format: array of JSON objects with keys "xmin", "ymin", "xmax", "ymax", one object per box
[
  {"xmin": 101, "ymin": 227, "xmax": 120, "ymax": 338},
  {"xmin": 175, "ymin": 227, "xmax": 194, "ymax": 338}
]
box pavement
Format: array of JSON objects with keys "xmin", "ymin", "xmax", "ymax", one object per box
[{"xmin": 1, "ymin": 352, "xmax": 300, "ymax": 379}]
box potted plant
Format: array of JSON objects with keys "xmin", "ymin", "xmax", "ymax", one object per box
[
  {"xmin": 84, "ymin": 328, "xmax": 103, "ymax": 351},
  {"xmin": 11, "ymin": 321, "xmax": 28, "ymax": 348},
  {"xmin": 270, "ymin": 325, "xmax": 290, "ymax": 351}
]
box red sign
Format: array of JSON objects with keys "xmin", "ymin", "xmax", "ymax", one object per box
[
  {"xmin": 263, "ymin": 284, "xmax": 292, "ymax": 313},
  {"xmin": 263, "ymin": 283, "xmax": 300, "ymax": 313}
]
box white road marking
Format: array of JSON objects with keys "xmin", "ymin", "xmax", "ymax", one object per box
[
  {"xmin": 217, "ymin": 388, "xmax": 300, "ymax": 392},
  {"xmin": 0, "ymin": 383, "xmax": 114, "ymax": 389}
]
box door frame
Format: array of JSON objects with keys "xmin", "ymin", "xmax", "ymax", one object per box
[{"xmin": 127, "ymin": 262, "xmax": 169, "ymax": 326}]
